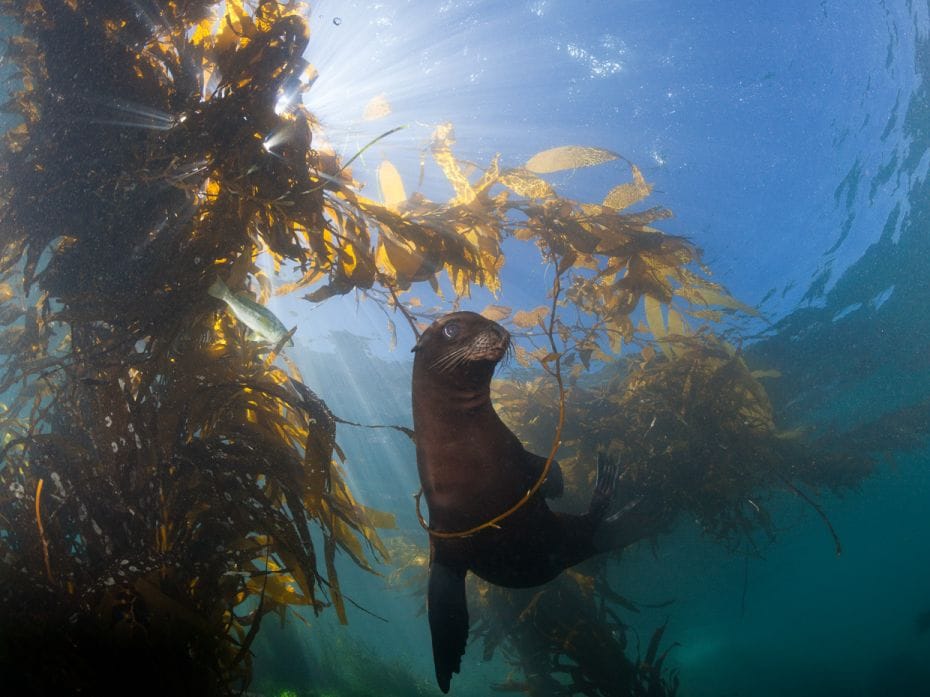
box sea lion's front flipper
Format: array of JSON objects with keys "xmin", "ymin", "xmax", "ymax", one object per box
[{"xmin": 428, "ymin": 556, "xmax": 468, "ymax": 693}]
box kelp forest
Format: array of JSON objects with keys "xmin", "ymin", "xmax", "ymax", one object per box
[{"xmin": 0, "ymin": 1, "xmax": 883, "ymax": 695}]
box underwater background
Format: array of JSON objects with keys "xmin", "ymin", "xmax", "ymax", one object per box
[{"xmin": 0, "ymin": 1, "xmax": 929, "ymax": 696}]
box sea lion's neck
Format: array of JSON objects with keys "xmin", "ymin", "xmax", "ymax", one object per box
[{"xmin": 412, "ymin": 368, "xmax": 493, "ymax": 417}]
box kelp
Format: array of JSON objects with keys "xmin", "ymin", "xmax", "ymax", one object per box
[
  {"xmin": 477, "ymin": 575, "xmax": 679, "ymax": 697},
  {"xmin": 0, "ymin": 0, "xmax": 394, "ymax": 692},
  {"xmin": 0, "ymin": 0, "xmax": 879, "ymax": 693},
  {"xmin": 388, "ymin": 537, "xmax": 678, "ymax": 696},
  {"xmin": 493, "ymin": 331, "xmax": 875, "ymax": 554}
]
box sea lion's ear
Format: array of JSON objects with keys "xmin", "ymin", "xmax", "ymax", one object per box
[{"xmin": 411, "ymin": 335, "xmax": 424, "ymax": 352}]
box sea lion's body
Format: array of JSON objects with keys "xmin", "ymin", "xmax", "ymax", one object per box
[
  {"xmin": 412, "ymin": 312, "xmax": 629, "ymax": 693},
  {"xmin": 413, "ymin": 328, "xmax": 596, "ymax": 587}
]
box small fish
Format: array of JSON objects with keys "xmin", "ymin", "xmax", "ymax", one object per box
[{"xmin": 208, "ymin": 278, "xmax": 294, "ymax": 346}]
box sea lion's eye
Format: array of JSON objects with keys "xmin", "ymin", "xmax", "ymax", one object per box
[{"xmin": 442, "ymin": 322, "xmax": 460, "ymax": 339}]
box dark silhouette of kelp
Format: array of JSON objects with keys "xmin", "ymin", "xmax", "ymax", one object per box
[{"xmin": 0, "ymin": 1, "xmax": 392, "ymax": 693}]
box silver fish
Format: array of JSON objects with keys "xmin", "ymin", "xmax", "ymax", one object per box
[{"xmin": 208, "ymin": 278, "xmax": 294, "ymax": 346}]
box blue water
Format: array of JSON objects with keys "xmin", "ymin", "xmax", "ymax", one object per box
[
  {"xmin": 250, "ymin": 2, "xmax": 930, "ymax": 696},
  {"xmin": 3, "ymin": 1, "xmax": 928, "ymax": 695}
]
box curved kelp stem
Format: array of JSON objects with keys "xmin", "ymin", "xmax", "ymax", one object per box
[
  {"xmin": 774, "ymin": 471, "xmax": 843, "ymax": 556},
  {"xmin": 34, "ymin": 478, "xmax": 53, "ymax": 585}
]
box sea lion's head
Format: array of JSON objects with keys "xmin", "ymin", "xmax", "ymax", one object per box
[{"xmin": 412, "ymin": 311, "xmax": 510, "ymax": 384}]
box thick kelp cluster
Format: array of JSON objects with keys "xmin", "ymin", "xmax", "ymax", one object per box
[
  {"xmin": 494, "ymin": 331, "xmax": 874, "ymax": 554},
  {"xmin": 0, "ymin": 1, "xmax": 393, "ymax": 692}
]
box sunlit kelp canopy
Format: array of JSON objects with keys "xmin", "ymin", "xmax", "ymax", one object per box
[{"xmin": 0, "ymin": 0, "xmax": 877, "ymax": 694}]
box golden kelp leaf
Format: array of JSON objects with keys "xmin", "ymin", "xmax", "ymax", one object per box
[
  {"xmin": 447, "ymin": 265, "xmax": 472, "ymax": 297},
  {"xmin": 378, "ymin": 160, "xmax": 406, "ymax": 210},
  {"xmin": 481, "ymin": 305, "xmax": 512, "ymax": 322},
  {"xmin": 603, "ymin": 164, "xmax": 652, "ymax": 210},
  {"xmin": 644, "ymin": 295, "xmax": 666, "ymax": 339},
  {"xmin": 473, "ymin": 155, "xmax": 502, "ymax": 196},
  {"xmin": 539, "ymin": 351, "xmax": 560, "ymax": 365},
  {"xmin": 525, "ymin": 146, "xmax": 618, "ymax": 174},
  {"xmin": 324, "ymin": 536, "xmax": 348, "ymax": 624},
  {"xmin": 695, "ymin": 287, "xmax": 741, "ymax": 308},
  {"xmin": 689, "ymin": 309, "xmax": 724, "ymax": 322},
  {"xmin": 513, "ymin": 306, "xmax": 549, "ymax": 328},
  {"xmin": 378, "ymin": 236, "xmax": 423, "ymax": 280},
  {"xmin": 363, "ymin": 93, "xmax": 391, "ymax": 121},
  {"xmin": 274, "ymin": 269, "xmax": 325, "ymax": 296},
  {"xmin": 245, "ymin": 573, "xmax": 310, "ymax": 607},
  {"xmin": 358, "ymin": 504, "xmax": 397, "ymax": 529},
  {"xmin": 608, "ymin": 329, "xmax": 623, "ymax": 355},
  {"xmin": 667, "ymin": 308, "xmax": 687, "ymax": 336},
  {"xmin": 214, "ymin": 0, "xmax": 254, "ymax": 53},
  {"xmin": 431, "ymin": 123, "xmax": 475, "ymax": 205},
  {"xmin": 0, "ymin": 283, "xmax": 13, "ymax": 303},
  {"xmin": 339, "ymin": 241, "xmax": 358, "ymax": 275},
  {"xmin": 191, "ymin": 15, "xmax": 218, "ymax": 46},
  {"xmin": 498, "ymin": 168, "xmax": 555, "ymax": 199},
  {"xmin": 681, "ymin": 284, "xmax": 760, "ymax": 316}
]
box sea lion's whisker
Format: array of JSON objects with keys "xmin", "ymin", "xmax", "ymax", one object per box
[
  {"xmin": 503, "ymin": 341, "xmax": 515, "ymax": 366},
  {"xmin": 429, "ymin": 346, "xmax": 462, "ymax": 371},
  {"xmin": 441, "ymin": 346, "xmax": 477, "ymax": 374},
  {"xmin": 430, "ymin": 345, "xmax": 470, "ymax": 373}
]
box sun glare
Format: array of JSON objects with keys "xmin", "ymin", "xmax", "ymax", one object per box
[{"xmin": 299, "ymin": 1, "xmax": 566, "ymax": 175}]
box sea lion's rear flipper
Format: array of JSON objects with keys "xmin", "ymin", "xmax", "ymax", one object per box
[{"xmin": 428, "ymin": 557, "xmax": 468, "ymax": 693}]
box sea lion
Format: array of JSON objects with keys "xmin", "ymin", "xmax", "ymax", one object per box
[{"xmin": 412, "ymin": 311, "xmax": 648, "ymax": 693}]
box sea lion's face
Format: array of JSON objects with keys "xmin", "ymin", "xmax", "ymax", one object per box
[{"xmin": 413, "ymin": 311, "xmax": 510, "ymax": 377}]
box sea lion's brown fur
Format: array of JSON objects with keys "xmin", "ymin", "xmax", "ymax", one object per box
[{"xmin": 412, "ymin": 311, "xmax": 631, "ymax": 692}]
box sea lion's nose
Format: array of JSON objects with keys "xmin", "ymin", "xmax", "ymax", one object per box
[{"xmin": 490, "ymin": 325, "xmax": 510, "ymax": 347}]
